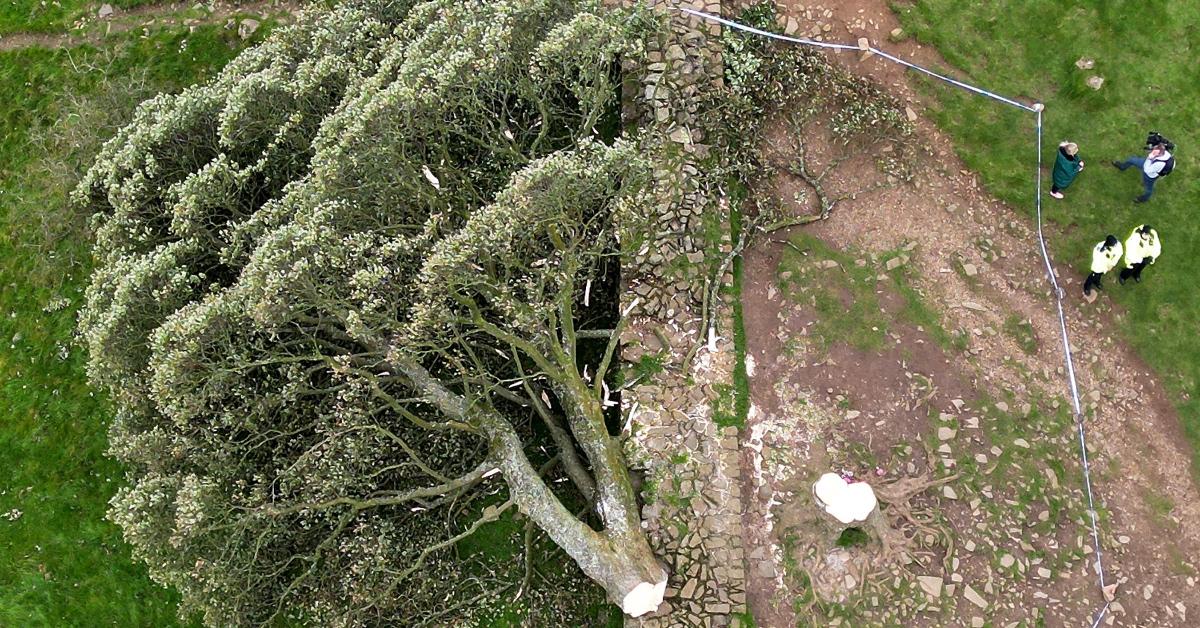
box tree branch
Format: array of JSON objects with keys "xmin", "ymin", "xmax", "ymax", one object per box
[{"xmin": 263, "ymin": 460, "xmax": 496, "ymax": 518}]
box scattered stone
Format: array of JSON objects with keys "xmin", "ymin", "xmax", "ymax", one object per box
[
  {"xmin": 890, "ymin": 27, "xmax": 904, "ymax": 39},
  {"xmin": 885, "ymin": 255, "xmax": 907, "ymax": 270},
  {"xmin": 962, "ymin": 263, "xmax": 978, "ymax": 277},
  {"xmin": 1000, "ymin": 554, "xmax": 1015, "ymax": 568},
  {"xmin": 971, "ymin": 618, "xmax": 984, "ymax": 628},
  {"xmin": 1087, "ymin": 75, "xmax": 1104, "ymax": 90},
  {"xmin": 1013, "ymin": 438, "xmax": 1030, "ymax": 448},
  {"xmin": 668, "ymin": 127, "xmax": 692, "ymax": 144},
  {"xmin": 238, "ymin": 18, "xmax": 260, "ymax": 40},
  {"xmin": 995, "ymin": 401, "xmax": 1009, "ymax": 412},
  {"xmin": 845, "ymin": 410, "xmax": 861, "ymax": 420},
  {"xmin": 943, "ymin": 486, "xmax": 958, "ymax": 500},
  {"xmin": 963, "ymin": 584, "xmax": 987, "ymax": 609},
  {"xmin": 905, "ymin": 106, "xmax": 918, "ymax": 122},
  {"xmin": 937, "ymin": 426, "xmax": 956, "ymax": 441},
  {"xmin": 785, "ymin": 17, "xmax": 800, "ymax": 36},
  {"xmin": 1075, "ymin": 57, "xmax": 1095, "ymax": 70},
  {"xmin": 1044, "ymin": 467, "xmax": 1059, "ymax": 489},
  {"xmin": 1037, "ymin": 567, "xmax": 1052, "ymax": 579},
  {"xmin": 917, "ymin": 575, "xmax": 943, "ymax": 599},
  {"xmin": 98, "ymin": 3, "xmax": 114, "ymax": 18},
  {"xmin": 819, "ymin": 259, "xmax": 841, "ymax": 269}
]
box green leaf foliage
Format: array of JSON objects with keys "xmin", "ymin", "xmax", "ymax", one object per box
[{"xmin": 75, "ymin": 1, "xmax": 652, "ymax": 624}]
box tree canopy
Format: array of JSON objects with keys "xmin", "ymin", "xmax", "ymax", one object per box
[{"xmin": 76, "ymin": 0, "xmax": 666, "ymax": 624}]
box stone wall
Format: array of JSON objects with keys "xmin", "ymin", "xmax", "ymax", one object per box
[{"xmin": 619, "ymin": 1, "xmax": 748, "ymax": 626}]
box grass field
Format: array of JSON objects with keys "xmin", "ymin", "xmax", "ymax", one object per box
[
  {"xmin": 0, "ymin": 24, "xmax": 263, "ymax": 625},
  {"xmin": 0, "ymin": 0, "xmax": 175, "ymax": 34},
  {"xmin": 894, "ymin": 1, "xmax": 1200, "ymax": 473}
]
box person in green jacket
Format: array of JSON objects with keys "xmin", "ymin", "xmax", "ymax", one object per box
[
  {"xmin": 1119, "ymin": 224, "xmax": 1161, "ymax": 284},
  {"xmin": 1050, "ymin": 141, "xmax": 1083, "ymax": 199},
  {"xmin": 1083, "ymin": 235, "xmax": 1122, "ymax": 296}
]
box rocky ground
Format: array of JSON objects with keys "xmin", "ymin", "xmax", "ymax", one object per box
[{"xmin": 729, "ymin": 1, "xmax": 1200, "ymax": 626}]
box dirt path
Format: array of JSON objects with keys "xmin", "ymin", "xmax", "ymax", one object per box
[
  {"xmin": 736, "ymin": 1, "xmax": 1200, "ymax": 626},
  {"xmin": 0, "ymin": 0, "xmax": 303, "ymax": 52}
]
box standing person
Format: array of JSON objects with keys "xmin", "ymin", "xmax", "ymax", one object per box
[
  {"xmin": 1112, "ymin": 133, "xmax": 1175, "ymax": 203},
  {"xmin": 1119, "ymin": 224, "xmax": 1161, "ymax": 284},
  {"xmin": 1050, "ymin": 141, "xmax": 1084, "ymax": 199},
  {"xmin": 1083, "ymin": 235, "xmax": 1122, "ymax": 296}
]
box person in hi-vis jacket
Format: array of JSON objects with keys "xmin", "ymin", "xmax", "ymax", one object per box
[
  {"xmin": 1083, "ymin": 235, "xmax": 1122, "ymax": 296},
  {"xmin": 1118, "ymin": 224, "xmax": 1161, "ymax": 284}
]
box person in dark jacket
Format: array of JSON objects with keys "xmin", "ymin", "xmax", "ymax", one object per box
[{"xmin": 1050, "ymin": 141, "xmax": 1083, "ymax": 199}]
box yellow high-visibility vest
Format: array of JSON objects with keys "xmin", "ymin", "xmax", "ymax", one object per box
[
  {"xmin": 1090, "ymin": 241, "xmax": 1122, "ymax": 274},
  {"xmin": 1124, "ymin": 226, "xmax": 1161, "ymax": 267}
]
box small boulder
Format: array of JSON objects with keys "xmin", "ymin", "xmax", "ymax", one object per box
[
  {"xmin": 1075, "ymin": 57, "xmax": 1095, "ymax": 70},
  {"xmin": 917, "ymin": 575, "xmax": 943, "ymax": 598},
  {"xmin": 963, "ymin": 584, "xmax": 988, "ymax": 609},
  {"xmin": 238, "ymin": 18, "xmax": 260, "ymax": 40},
  {"xmin": 1086, "ymin": 75, "xmax": 1104, "ymax": 90},
  {"xmin": 98, "ymin": 3, "xmax": 115, "ymax": 18}
]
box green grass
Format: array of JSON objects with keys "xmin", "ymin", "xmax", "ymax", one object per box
[
  {"xmin": 834, "ymin": 527, "xmax": 870, "ymax": 549},
  {"xmin": 777, "ymin": 234, "xmax": 888, "ymax": 353},
  {"xmin": 727, "ymin": 195, "xmax": 750, "ymax": 429},
  {"xmin": 0, "ymin": 0, "xmax": 166, "ymax": 35},
  {"xmin": 894, "ymin": 1, "xmax": 1200, "ymax": 476},
  {"xmin": 777, "ymin": 235, "xmax": 943, "ymax": 355},
  {"xmin": 1002, "ymin": 314, "xmax": 1039, "ymax": 355},
  {"xmin": 0, "ymin": 24, "xmax": 265, "ymax": 626}
]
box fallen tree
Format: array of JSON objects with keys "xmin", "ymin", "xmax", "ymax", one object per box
[{"xmin": 75, "ymin": 0, "xmax": 667, "ymax": 624}]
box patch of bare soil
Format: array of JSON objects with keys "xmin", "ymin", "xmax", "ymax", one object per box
[{"xmin": 737, "ymin": 2, "xmax": 1200, "ymax": 626}]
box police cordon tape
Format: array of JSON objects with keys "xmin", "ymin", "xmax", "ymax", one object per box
[{"xmin": 673, "ymin": 7, "xmax": 1113, "ymax": 626}]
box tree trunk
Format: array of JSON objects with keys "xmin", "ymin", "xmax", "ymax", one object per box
[
  {"xmin": 394, "ymin": 357, "xmax": 667, "ymax": 616},
  {"xmin": 479, "ymin": 409, "xmax": 667, "ymax": 616},
  {"xmin": 813, "ymin": 472, "xmax": 878, "ymax": 546}
]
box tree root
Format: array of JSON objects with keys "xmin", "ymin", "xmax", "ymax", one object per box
[{"xmin": 867, "ymin": 467, "xmax": 960, "ymax": 567}]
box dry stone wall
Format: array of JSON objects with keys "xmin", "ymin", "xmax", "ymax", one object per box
[{"xmin": 618, "ymin": 1, "xmax": 748, "ymax": 626}]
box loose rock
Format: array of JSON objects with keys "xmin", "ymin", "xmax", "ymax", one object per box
[{"xmin": 238, "ymin": 18, "xmax": 260, "ymax": 40}]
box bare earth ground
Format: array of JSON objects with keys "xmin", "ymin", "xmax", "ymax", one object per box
[{"xmin": 736, "ymin": 1, "xmax": 1200, "ymax": 626}]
